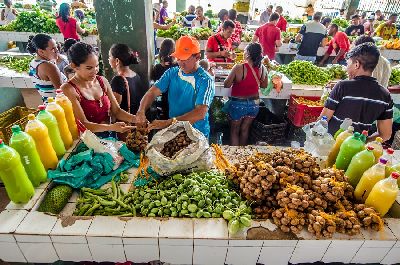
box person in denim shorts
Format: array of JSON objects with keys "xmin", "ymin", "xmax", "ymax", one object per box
[{"xmin": 224, "ymin": 43, "xmax": 268, "ymax": 145}]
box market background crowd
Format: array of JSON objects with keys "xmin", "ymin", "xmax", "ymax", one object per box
[{"xmin": 14, "ymin": 0, "xmax": 400, "ymax": 147}]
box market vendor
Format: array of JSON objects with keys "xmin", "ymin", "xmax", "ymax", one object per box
[
  {"xmin": 345, "ymin": 15, "xmax": 365, "ymax": 36},
  {"xmin": 1, "ymin": 0, "xmax": 17, "ymax": 24},
  {"xmin": 136, "ymin": 36, "xmax": 215, "ymax": 138},
  {"xmin": 223, "ymin": 43, "xmax": 268, "ymax": 146},
  {"xmin": 320, "ymin": 43, "xmax": 393, "ymax": 141},
  {"xmin": 61, "ymin": 42, "xmax": 137, "ymax": 138},
  {"xmin": 373, "ymin": 13, "xmax": 398, "ymax": 40},
  {"xmin": 206, "ymin": 20, "xmax": 236, "ymax": 63},
  {"xmin": 27, "ymin": 34, "xmax": 67, "ymax": 102},
  {"xmin": 56, "ymin": 3, "xmax": 85, "ymax": 41},
  {"xmin": 295, "ymin": 12, "xmax": 327, "ymax": 63},
  {"xmin": 319, "ymin": 24, "xmax": 350, "ymax": 66},
  {"xmin": 191, "ymin": 6, "xmax": 211, "ymax": 29}
]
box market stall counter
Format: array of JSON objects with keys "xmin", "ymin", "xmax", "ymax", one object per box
[{"xmin": 0, "ymin": 143, "xmax": 400, "ymax": 265}]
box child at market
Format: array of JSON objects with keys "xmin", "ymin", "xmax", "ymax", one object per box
[
  {"xmin": 61, "ymin": 42, "xmax": 137, "ymax": 138},
  {"xmin": 199, "ymin": 59, "xmax": 215, "ymax": 76},
  {"xmin": 320, "ymin": 43, "xmax": 393, "ymax": 141}
]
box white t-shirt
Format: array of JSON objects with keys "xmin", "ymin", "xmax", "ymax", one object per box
[
  {"xmin": 2, "ymin": 8, "xmax": 16, "ymax": 24},
  {"xmin": 192, "ymin": 17, "xmax": 210, "ymax": 28}
]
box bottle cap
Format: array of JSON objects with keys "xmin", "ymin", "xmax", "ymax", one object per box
[
  {"xmin": 348, "ymin": 126, "xmax": 354, "ymax": 132},
  {"xmin": 38, "ymin": 105, "xmax": 46, "ymax": 111},
  {"xmin": 0, "ymin": 139, "xmax": 3, "ymax": 146},
  {"xmin": 56, "ymin": 89, "xmax": 63, "ymax": 94},
  {"xmin": 387, "ymin": 148, "xmax": 394, "ymax": 155},
  {"xmin": 367, "ymin": 146, "xmax": 374, "ymax": 151},
  {"xmin": 322, "ymin": 116, "xmax": 327, "ymax": 120},
  {"xmin": 379, "ymin": 158, "xmax": 388, "ymax": 164},
  {"xmin": 362, "ymin": 130, "xmax": 368, "ymax": 136},
  {"xmin": 376, "ymin": 137, "xmax": 383, "ymax": 143},
  {"xmin": 47, "ymin": 97, "xmax": 55, "ymax": 103},
  {"xmin": 391, "ymin": 172, "xmax": 400, "ymax": 179},
  {"xmin": 11, "ymin": 125, "xmax": 21, "ymax": 133},
  {"xmin": 353, "ymin": 132, "xmax": 361, "ymax": 138},
  {"xmin": 27, "ymin": 114, "xmax": 35, "ymax": 120}
]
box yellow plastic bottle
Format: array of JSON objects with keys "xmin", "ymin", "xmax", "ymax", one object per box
[
  {"xmin": 327, "ymin": 126, "xmax": 354, "ymax": 167},
  {"xmin": 367, "ymin": 137, "xmax": 384, "ymax": 163},
  {"xmin": 354, "ymin": 158, "xmax": 388, "ymax": 202},
  {"xmin": 25, "ymin": 114, "xmax": 58, "ymax": 170},
  {"xmin": 55, "ymin": 89, "xmax": 79, "ymax": 140},
  {"xmin": 46, "ymin": 97, "xmax": 73, "ymax": 149},
  {"xmin": 365, "ymin": 172, "xmax": 400, "ymax": 216}
]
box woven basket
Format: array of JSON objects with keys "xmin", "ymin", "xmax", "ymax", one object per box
[{"xmin": 0, "ymin": 106, "xmax": 38, "ymax": 144}]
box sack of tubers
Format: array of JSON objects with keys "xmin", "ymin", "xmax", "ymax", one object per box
[
  {"xmin": 126, "ymin": 126, "xmax": 148, "ymax": 153},
  {"xmin": 160, "ymin": 131, "xmax": 192, "ymax": 158}
]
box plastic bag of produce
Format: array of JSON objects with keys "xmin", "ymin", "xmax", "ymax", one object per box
[{"xmin": 146, "ymin": 121, "xmax": 213, "ymax": 176}]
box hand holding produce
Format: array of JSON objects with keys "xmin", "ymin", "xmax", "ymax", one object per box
[{"xmin": 126, "ymin": 126, "xmax": 148, "ymax": 153}]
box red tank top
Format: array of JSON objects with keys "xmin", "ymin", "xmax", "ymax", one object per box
[
  {"xmin": 231, "ymin": 63, "xmax": 261, "ymax": 97},
  {"xmin": 56, "ymin": 17, "xmax": 80, "ymax": 40},
  {"xmin": 68, "ymin": 76, "xmax": 111, "ymax": 124}
]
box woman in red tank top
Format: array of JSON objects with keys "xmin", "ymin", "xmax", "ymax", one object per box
[
  {"xmin": 61, "ymin": 42, "xmax": 137, "ymax": 138},
  {"xmin": 224, "ymin": 43, "xmax": 268, "ymax": 146},
  {"xmin": 56, "ymin": 3, "xmax": 85, "ymax": 41}
]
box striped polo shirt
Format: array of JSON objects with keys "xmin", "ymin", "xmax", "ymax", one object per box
[
  {"xmin": 325, "ymin": 75, "xmax": 393, "ymax": 135},
  {"xmin": 29, "ymin": 59, "xmax": 67, "ymax": 102}
]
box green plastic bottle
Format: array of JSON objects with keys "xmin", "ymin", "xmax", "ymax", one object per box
[
  {"xmin": 9, "ymin": 125, "xmax": 47, "ymax": 187},
  {"xmin": 346, "ymin": 146, "xmax": 376, "ymax": 188},
  {"xmin": 36, "ymin": 105, "xmax": 66, "ymax": 157},
  {"xmin": 0, "ymin": 139, "xmax": 35, "ymax": 203},
  {"xmin": 335, "ymin": 131, "xmax": 367, "ymax": 171}
]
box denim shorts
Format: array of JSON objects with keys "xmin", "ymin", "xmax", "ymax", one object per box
[
  {"xmin": 295, "ymin": 54, "xmax": 317, "ymax": 63},
  {"xmin": 228, "ymin": 99, "xmax": 260, "ymax": 121}
]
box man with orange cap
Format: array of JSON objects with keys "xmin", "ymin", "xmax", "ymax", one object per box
[{"xmin": 136, "ymin": 36, "xmax": 215, "ymax": 138}]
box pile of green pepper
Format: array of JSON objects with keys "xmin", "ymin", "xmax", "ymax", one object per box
[
  {"xmin": 74, "ymin": 171, "xmax": 252, "ymax": 233},
  {"xmin": 0, "ymin": 55, "xmax": 34, "ymax": 73}
]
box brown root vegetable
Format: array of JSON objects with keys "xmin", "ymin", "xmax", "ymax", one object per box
[
  {"xmin": 160, "ymin": 131, "xmax": 192, "ymax": 158},
  {"xmin": 307, "ymin": 211, "xmax": 336, "ymax": 239},
  {"xmin": 126, "ymin": 126, "xmax": 148, "ymax": 153},
  {"xmin": 272, "ymin": 208, "xmax": 306, "ymax": 234}
]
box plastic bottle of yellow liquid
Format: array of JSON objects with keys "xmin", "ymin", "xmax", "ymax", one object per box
[
  {"xmin": 55, "ymin": 89, "xmax": 79, "ymax": 140},
  {"xmin": 333, "ymin": 118, "xmax": 352, "ymax": 140},
  {"xmin": 382, "ymin": 148, "xmax": 395, "ymax": 177},
  {"xmin": 327, "ymin": 126, "xmax": 354, "ymax": 167},
  {"xmin": 25, "ymin": 114, "xmax": 58, "ymax": 170},
  {"xmin": 0, "ymin": 139, "xmax": 35, "ymax": 203},
  {"xmin": 354, "ymin": 158, "xmax": 388, "ymax": 202},
  {"xmin": 335, "ymin": 131, "xmax": 368, "ymax": 171},
  {"xmin": 36, "ymin": 105, "xmax": 66, "ymax": 157},
  {"xmin": 367, "ymin": 137, "xmax": 383, "ymax": 163},
  {"xmin": 346, "ymin": 145, "xmax": 376, "ymax": 188},
  {"xmin": 365, "ymin": 172, "xmax": 400, "ymax": 216},
  {"xmin": 46, "ymin": 97, "xmax": 73, "ymax": 149},
  {"xmin": 9, "ymin": 125, "xmax": 47, "ymax": 187}
]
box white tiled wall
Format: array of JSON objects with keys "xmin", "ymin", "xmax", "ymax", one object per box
[
  {"xmin": 381, "ymin": 247, "xmax": 400, "ymax": 265},
  {"xmin": 54, "ymin": 243, "xmax": 93, "ymax": 262},
  {"xmin": 0, "ymin": 241, "xmax": 27, "ymax": 262},
  {"xmin": 290, "ymin": 240, "xmax": 332, "ymax": 264},
  {"xmin": 18, "ymin": 242, "xmax": 59, "ymax": 263},
  {"xmin": 159, "ymin": 238, "xmax": 193, "ymax": 264},
  {"xmin": 88, "ymin": 243, "xmax": 126, "ymax": 262},
  {"xmin": 322, "ymin": 240, "xmax": 364, "ymax": 263}
]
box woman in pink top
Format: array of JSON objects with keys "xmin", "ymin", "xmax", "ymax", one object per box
[
  {"xmin": 224, "ymin": 43, "xmax": 268, "ymax": 146},
  {"xmin": 56, "ymin": 3, "xmax": 85, "ymax": 41}
]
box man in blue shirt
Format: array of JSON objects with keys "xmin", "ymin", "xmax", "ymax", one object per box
[{"xmin": 136, "ymin": 36, "xmax": 215, "ymax": 138}]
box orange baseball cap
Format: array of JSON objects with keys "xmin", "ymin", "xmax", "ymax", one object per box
[{"xmin": 171, "ymin": 36, "xmax": 200, "ymax": 60}]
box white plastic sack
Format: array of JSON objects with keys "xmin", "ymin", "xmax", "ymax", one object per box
[{"xmin": 146, "ymin": 121, "xmax": 213, "ymax": 176}]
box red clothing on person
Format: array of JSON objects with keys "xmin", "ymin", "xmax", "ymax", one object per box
[
  {"xmin": 206, "ymin": 33, "xmax": 233, "ymax": 62},
  {"xmin": 326, "ymin": 31, "xmax": 351, "ymax": 61},
  {"xmin": 56, "ymin": 17, "xmax": 80, "ymax": 40},
  {"xmin": 68, "ymin": 76, "xmax": 111, "ymax": 124},
  {"xmin": 255, "ymin": 22, "xmax": 281, "ymax": 60},
  {"xmin": 276, "ymin": 16, "xmax": 287, "ymax": 32},
  {"xmin": 231, "ymin": 63, "xmax": 262, "ymax": 98}
]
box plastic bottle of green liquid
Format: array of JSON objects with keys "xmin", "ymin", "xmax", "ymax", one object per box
[
  {"xmin": 9, "ymin": 125, "xmax": 47, "ymax": 187},
  {"xmin": 335, "ymin": 131, "xmax": 368, "ymax": 171},
  {"xmin": 333, "ymin": 118, "xmax": 352, "ymax": 140},
  {"xmin": 36, "ymin": 105, "xmax": 66, "ymax": 157},
  {"xmin": 0, "ymin": 139, "xmax": 35, "ymax": 203},
  {"xmin": 346, "ymin": 146, "xmax": 376, "ymax": 188}
]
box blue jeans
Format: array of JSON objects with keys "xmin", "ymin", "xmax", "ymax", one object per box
[
  {"xmin": 295, "ymin": 54, "xmax": 317, "ymax": 63},
  {"xmin": 228, "ymin": 99, "xmax": 260, "ymax": 121}
]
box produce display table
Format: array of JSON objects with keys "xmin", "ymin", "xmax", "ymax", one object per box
[
  {"xmin": 0, "ymin": 31, "xmax": 98, "ymax": 45},
  {"xmin": 0, "ymin": 145, "xmax": 399, "ymax": 265}
]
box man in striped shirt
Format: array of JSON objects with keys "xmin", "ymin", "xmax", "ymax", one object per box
[{"xmin": 320, "ymin": 43, "xmax": 393, "ymax": 141}]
